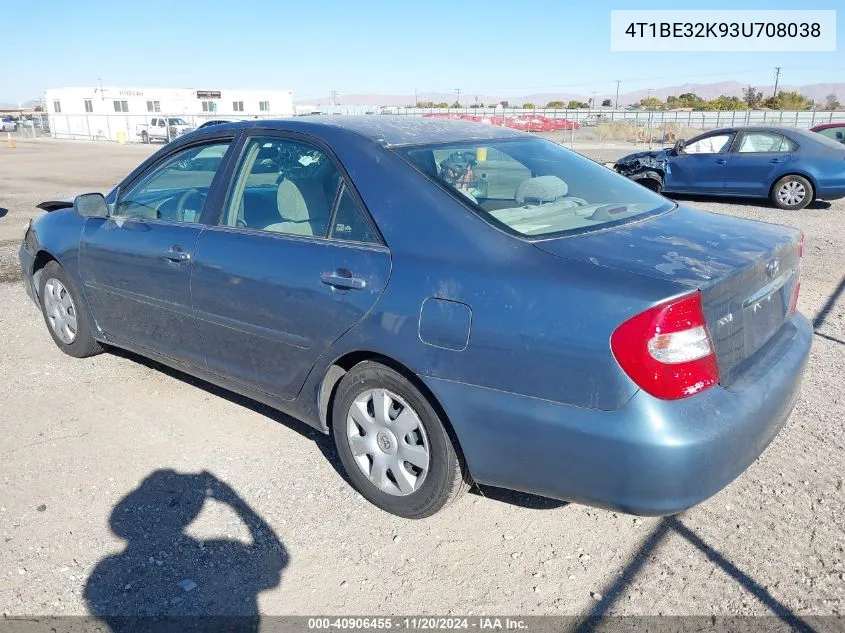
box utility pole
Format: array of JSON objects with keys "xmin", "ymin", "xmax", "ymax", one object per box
[
  {"xmin": 773, "ymin": 67, "xmax": 782, "ymax": 98},
  {"xmin": 454, "ymin": 88, "xmax": 461, "ymax": 106},
  {"xmin": 615, "ymin": 80, "xmax": 621, "ymax": 109},
  {"xmin": 330, "ymin": 90, "xmax": 339, "ymax": 106},
  {"xmin": 414, "ymin": 87, "xmax": 417, "ymax": 107}
]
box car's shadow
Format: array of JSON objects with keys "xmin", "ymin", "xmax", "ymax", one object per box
[
  {"xmin": 667, "ymin": 193, "xmax": 832, "ymax": 210},
  {"xmin": 106, "ymin": 347, "xmax": 565, "ymax": 512}
]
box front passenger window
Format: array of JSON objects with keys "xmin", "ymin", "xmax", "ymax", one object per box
[
  {"xmin": 114, "ymin": 142, "xmax": 231, "ymax": 223},
  {"xmin": 683, "ymin": 134, "xmax": 733, "ymax": 154}
]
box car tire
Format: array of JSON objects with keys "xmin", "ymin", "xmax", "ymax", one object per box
[
  {"xmin": 38, "ymin": 261, "xmax": 102, "ymax": 358},
  {"xmin": 140, "ymin": 131, "xmax": 149, "ymax": 144},
  {"xmin": 639, "ymin": 178, "xmax": 662, "ymax": 193},
  {"xmin": 771, "ymin": 175, "xmax": 813, "ymax": 210},
  {"xmin": 331, "ymin": 361, "xmax": 470, "ymax": 519}
]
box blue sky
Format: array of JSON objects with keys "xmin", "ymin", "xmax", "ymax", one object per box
[{"xmin": 1, "ymin": 0, "xmax": 841, "ymax": 103}]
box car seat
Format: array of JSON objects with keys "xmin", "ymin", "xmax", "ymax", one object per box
[
  {"xmin": 515, "ymin": 176, "xmax": 587, "ymax": 207},
  {"xmin": 265, "ymin": 178, "xmax": 332, "ymax": 236}
]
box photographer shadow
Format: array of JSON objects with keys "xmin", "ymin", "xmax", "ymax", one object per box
[{"xmin": 84, "ymin": 469, "xmax": 288, "ymax": 632}]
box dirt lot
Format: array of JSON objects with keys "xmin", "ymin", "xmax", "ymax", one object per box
[{"xmin": 0, "ymin": 138, "xmax": 843, "ymax": 622}]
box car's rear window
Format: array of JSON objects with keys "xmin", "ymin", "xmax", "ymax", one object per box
[{"xmin": 397, "ymin": 137, "xmax": 673, "ymax": 238}]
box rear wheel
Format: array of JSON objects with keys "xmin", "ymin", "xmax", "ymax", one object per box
[
  {"xmin": 332, "ymin": 361, "xmax": 469, "ymax": 518},
  {"xmin": 38, "ymin": 261, "xmax": 102, "ymax": 358},
  {"xmin": 771, "ymin": 175, "xmax": 813, "ymax": 210},
  {"xmin": 140, "ymin": 131, "xmax": 149, "ymax": 144}
]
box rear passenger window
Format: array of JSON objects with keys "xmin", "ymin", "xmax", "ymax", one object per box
[
  {"xmin": 738, "ymin": 132, "xmax": 795, "ymax": 153},
  {"xmin": 331, "ymin": 186, "xmax": 379, "ymax": 244},
  {"xmin": 224, "ymin": 137, "xmax": 341, "ymax": 238}
]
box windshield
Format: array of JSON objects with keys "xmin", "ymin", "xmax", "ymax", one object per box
[
  {"xmin": 168, "ymin": 118, "xmax": 187, "ymax": 126},
  {"xmin": 398, "ymin": 137, "xmax": 673, "ymax": 238}
]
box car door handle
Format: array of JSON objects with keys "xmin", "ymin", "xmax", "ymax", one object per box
[
  {"xmin": 321, "ymin": 271, "xmax": 366, "ymax": 290},
  {"xmin": 715, "ymin": 159, "xmax": 728, "ymax": 165},
  {"xmin": 770, "ymin": 158, "xmax": 783, "ymax": 163},
  {"xmin": 163, "ymin": 246, "xmax": 191, "ymax": 263}
]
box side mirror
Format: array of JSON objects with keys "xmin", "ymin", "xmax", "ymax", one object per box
[
  {"xmin": 671, "ymin": 139, "xmax": 686, "ymax": 155},
  {"xmin": 74, "ymin": 193, "xmax": 109, "ymax": 218}
]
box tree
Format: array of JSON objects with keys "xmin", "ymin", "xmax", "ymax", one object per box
[
  {"xmin": 637, "ymin": 97, "xmax": 664, "ymax": 110},
  {"xmin": 546, "ymin": 100, "xmax": 565, "ymax": 108},
  {"xmin": 566, "ymin": 99, "xmax": 587, "ymax": 109},
  {"xmin": 522, "ymin": 102, "xmax": 536, "ymax": 109},
  {"xmin": 499, "ymin": 100, "xmax": 509, "ymax": 108},
  {"xmin": 702, "ymin": 95, "xmax": 748, "ymax": 111},
  {"xmin": 823, "ymin": 93, "xmax": 841, "ymax": 111},
  {"xmin": 436, "ymin": 102, "xmax": 449, "ymax": 108},
  {"xmin": 762, "ymin": 90, "xmax": 812, "ymax": 110},
  {"xmin": 743, "ymin": 85, "xmax": 763, "ymax": 109},
  {"xmin": 602, "ymin": 99, "xmax": 612, "ymax": 107},
  {"xmin": 450, "ymin": 101, "xmax": 461, "ymax": 108},
  {"xmin": 666, "ymin": 93, "xmax": 705, "ymax": 109}
]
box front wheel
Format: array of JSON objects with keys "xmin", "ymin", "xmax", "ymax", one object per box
[
  {"xmin": 332, "ymin": 361, "xmax": 469, "ymax": 518},
  {"xmin": 38, "ymin": 261, "xmax": 102, "ymax": 358},
  {"xmin": 771, "ymin": 175, "xmax": 813, "ymax": 210}
]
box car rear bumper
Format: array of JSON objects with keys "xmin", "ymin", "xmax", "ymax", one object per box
[
  {"xmin": 422, "ymin": 313, "xmax": 812, "ymax": 515},
  {"xmin": 817, "ymin": 185, "xmax": 845, "ymax": 200}
]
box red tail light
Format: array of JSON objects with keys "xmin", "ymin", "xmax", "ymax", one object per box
[{"xmin": 611, "ymin": 292, "xmax": 719, "ymax": 400}]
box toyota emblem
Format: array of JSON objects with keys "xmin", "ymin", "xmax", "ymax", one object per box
[{"xmin": 766, "ymin": 259, "xmax": 780, "ymax": 279}]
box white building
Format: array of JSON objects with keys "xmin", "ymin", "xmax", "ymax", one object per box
[{"xmin": 45, "ymin": 86, "xmax": 295, "ymax": 141}]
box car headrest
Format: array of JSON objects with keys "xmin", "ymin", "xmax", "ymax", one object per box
[{"xmin": 515, "ymin": 176, "xmax": 568, "ymax": 205}]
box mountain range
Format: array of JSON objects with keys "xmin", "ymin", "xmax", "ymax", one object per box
[
  {"xmin": 4, "ymin": 81, "xmax": 842, "ymax": 111},
  {"xmin": 297, "ymin": 81, "xmax": 845, "ymax": 107}
]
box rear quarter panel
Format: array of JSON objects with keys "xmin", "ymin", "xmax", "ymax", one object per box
[{"xmin": 295, "ymin": 134, "xmax": 689, "ymax": 413}]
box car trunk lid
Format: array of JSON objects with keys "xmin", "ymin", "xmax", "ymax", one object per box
[{"xmin": 533, "ymin": 205, "xmax": 802, "ymax": 386}]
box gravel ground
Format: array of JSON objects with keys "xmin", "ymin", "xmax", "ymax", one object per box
[{"xmin": 0, "ymin": 138, "xmax": 843, "ymax": 621}]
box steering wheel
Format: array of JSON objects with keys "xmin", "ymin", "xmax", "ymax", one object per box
[{"xmin": 176, "ymin": 188, "xmax": 206, "ymax": 221}]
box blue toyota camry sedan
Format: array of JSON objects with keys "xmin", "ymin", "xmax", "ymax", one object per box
[
  {"xmin": 19, "ymin": 117, "xmax": 811, "ymax": 518},
  {"xmin": 615, "ymin": 126, "xmax": 845, "ymax": 209}
]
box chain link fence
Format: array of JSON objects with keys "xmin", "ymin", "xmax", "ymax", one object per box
[{"xmin": 10, "ymin": 112, "xmax": 286, "ymax": 142}]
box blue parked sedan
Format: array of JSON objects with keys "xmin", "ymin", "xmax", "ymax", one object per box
[
  {"xmin": 615, "ymin": 126, "xmax": 845, "ymax": 209},
  {"xmin": 19, "ymin": 117, "xmax": 811, "ymax": 518}
]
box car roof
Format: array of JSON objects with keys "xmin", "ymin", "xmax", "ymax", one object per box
[
  {"xmin": 202, "ymin": 115, "xmax": 526, "ymax": 147},
  {"xmin": 810, "ymin": 122, "xmax": 845, "ymax": 130},
  {"xmin": 695, "ymin": 125, "xmax": 831, "ymax": 142}
]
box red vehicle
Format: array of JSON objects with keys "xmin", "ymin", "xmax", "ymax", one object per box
[
  {"xmin": 810, "ymin": 122, "xmax": 845, "ymax": 144},
  {"xmin": 510, "ymin": 115, "xmax": 580, "ymax": 132},
  {"xmin": 421, "ymin": 113, "xmax": 579, "ymax": 132}
]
